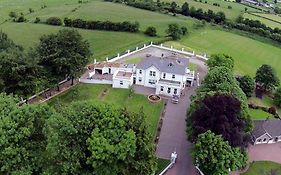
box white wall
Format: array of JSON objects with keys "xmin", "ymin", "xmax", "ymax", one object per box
[
  {"xmin": 143, "ymin": 66, "xmax": 160, "ymax": 88},
  {"xmin": 156, "ymin": 84, "xmax": 181, "ymax": 97},
  {"xmin": 255, "ymin": 133, "xmax": 272, "ymax": 145},
  {"xmin": 112, "ymin": 78, "xmax": 133, "ymax": 89}
]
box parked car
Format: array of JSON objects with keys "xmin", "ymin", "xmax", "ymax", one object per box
[{"xmin": 171, "ymin": 95, "xmax": 179, "ymax": 104}]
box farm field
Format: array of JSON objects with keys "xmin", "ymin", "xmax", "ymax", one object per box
[
  {"xmin": 48, "ymin": 84, "xmax": 164, "ymax": 137},
  {"xmin": 0, "ymin": 23, "xmax": 162, "ymax": 62},
  {"xmin": 244, "ymin": 13, "xmax": 281, "ymax": 29},
  {"xmin": 163, "ymin": 0, "xmax": 260, "ymax": 20},
  {"xmin": 242, "ymin": 161, "xmax": 281, "ymax": 175},
  {"xmin": 165, "ymin": 27, "xmax": 281, "ymax": 77}
]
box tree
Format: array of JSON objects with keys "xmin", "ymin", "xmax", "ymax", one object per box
[
  {"xmin": 0, "ymin": 31, "xmax": 22, "ymax": 52},
  {"xmin": 9, "ymin": 11, "xmax": 17, "ymax": 18},
  {"xmin": 255, "ymin": 64, "xmax": 280, "ymax": 92},
  {"xmin": 37, "ymin": 29, "xmax": 91, "ymax": 89},
  {"xmin": 46, "ymin": 17, "xmax": 62, "ymax": 26},
  {"xmin": 144, "ymin": 26, "xmax": 157, "ymax": 36},
  {"xmin": 237, "ymin": 75, "xmax": 255, "ymax": 98},
  {"xmin": 0, "ymin": 96, "xmax": 55, "ymax": 174},
  {"xmin": 166, "ymin": 23, "xmax": 182, "ymax": 40},
  {"xmin": 192, "ymin": 130, "xmax": 247, "ymax": 175},
  {"xmin": 181, "ymin": 2, "xmax": 189, "ymax": 16},
  {"xmin": 207, "ymin": 53, "xmax": 234, "ymax": 70},
  {"xmin": 0, "ymin": 48, "xmax": 42, "ymax": 99},
  {"xmin": 46, "ymin": 102, "xmax": 156, "ymax": 175},
  {"xmin": 188, "ymin": 93, "xmax": 251, "ymax": 148},
  {"xmin": 181, "ymin": 26, "xmax": 188, "ymax": 35},
  {"xmin": 274, "ymin": 86, "xmax": 281, "ymax": 107},
  {"xmin": 170, "ymin": 1, "xmax": 178, "ymax": 14}
]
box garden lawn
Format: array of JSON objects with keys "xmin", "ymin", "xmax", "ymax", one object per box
[
  {"xmin": 125, "ymin": 57, "xmax": 143, "ymax": 64},
  {"xmin": 163, "ymin": 0, "xmax": 260, "ymax": 20},
  {"xmin": 249, "ymin": 96, "xmax": 281, "ymax": 114},
  {"xmin": 242, "ymin": 161, "xmax": 281, "ymax": 175},
  {"xmin": 248, "ymin": 108, "xmax": 273, "ymax": 120},
  {"xmin": 48, "ymin": 84, "xmax": 164, "ymax": 137},
  {"xmin": 0, "ymin": 23, "xmax": 161, "ymax": 62},
  {"xmin": 156, "ymin": 158, "xmax": 170, "ymax": 174},
  {"xmin": 165, "ymin": 27, "xmax": 281, "ymax": 77},
  {"xmin": 243, "ymin": 13, "xmax": 281, "ymax": 29}
]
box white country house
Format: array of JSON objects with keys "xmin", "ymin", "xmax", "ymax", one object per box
[{"xmin": 86, "ymin": 56, "xmax": 195, "ymax": 97}]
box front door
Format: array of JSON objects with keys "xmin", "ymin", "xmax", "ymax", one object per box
[{"xmin": 133, "ymin": 77, "xmax": 136, "ymax": 84}]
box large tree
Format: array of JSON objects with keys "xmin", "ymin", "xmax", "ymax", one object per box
[
  {"xmin": 181, "ymin": 2, "xmax": 189, "ymax": 16},
  {"xmin": 237, "ymin": 75, "xmax": 255, "ymax": 98},
  {"xmin": 37, "ymin": 29, "xmax": 91, "ymax": 88},
  {"xmin": 187, "ymin": 93, "xmax": 251, "ymax": 148},
  {"xmin": 255, "ymin": 64, "xmax": 280, "ymax": 92},
  {"xmin": 0, "ymin": 94, "xmax": 55, "ymax": 174},
  {"xmin": 192, "ymin": 130, "xmax": 247, "ymax": 175},
  {"xmin": 166, "ymin": 23, "xmax": 182, "ymax": 40},
  {"xmin": 46, "ymin": 102, "xmax": 156, "ymax": 175},
  {"xmin": 0, "ymin": 49, "xmax": 42, "ymax": 99},
  {"xmin": 207, "ymin": 53, "xmax": 234, "ymax": 70},
  {"xmin": 0, "ymin": 31, "xmax": 22, "ymax": 52}
]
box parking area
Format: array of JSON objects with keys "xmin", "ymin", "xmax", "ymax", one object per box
[{"xmin": 248, "ymin": 142, "xmax": 281, "ymax": 163}]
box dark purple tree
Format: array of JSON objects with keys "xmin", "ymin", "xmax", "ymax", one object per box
[{"xmin": 188, "ymin": 93, "xmax": 250, "ymax": 148}]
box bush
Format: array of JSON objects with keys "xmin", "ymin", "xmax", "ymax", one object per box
[
  {"xmin": 144, "ymin": 26, "xmax": 157, "ymax": 36},
  {"xmin": 9, "ymin": 11, "xmax": 17, "ymax": 18},
  {"xmin": 16, "ymin": 16, "xmax": 26, "ymax": 23},
  {"xmin": 274, "ymin": 86, "xmax": 281, "ymax": 107},
  {"xmin": 228, "ymin": 5, "xmax": 232, "ymax": 9},
  {"xmin": 268, "ymin": 106, "xmax": 277, "ymax": 115},
  {"xmin": 34, "ymin": 17, "xmax": 40, "ymax": 23},
  {"xmin": 46, "ymin": 17, "xmax": 62, "ymax": 26},
  {"xmin": 29, "ymin": 8, "xmax": 34, "ymax": 13}
]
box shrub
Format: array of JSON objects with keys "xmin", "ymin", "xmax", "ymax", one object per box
[
  {"xmin": 16, "ymin": 16, "xmax": 26, "ymax": 23},
  {"xmin": 9, "ymin": 11, "xmax": 17, "ymax": 18},
  {"xmin": 144, "ymin": 26, "xmax": 157, "ymax": 36},
  {"xmin": 46, "ymin": 17, "xmax": 62, "ymax": 26},
  {"xmin": 29, "ymin": 8, "xmax": 34, "ymax": 13},
  {"xmin": 228, "ymin": 5, "xmax": 232, "ymax": 9},
  {"xmin": 34, "ymin": 17, "xmax": 40, "ymax": 23},
  {"xmin": 274, "ymin": 86, "xmax": 281, "ymax": 107},
  {"xmin": 268, "ymin": 106, "xmax": 277, "ymax": 115}
]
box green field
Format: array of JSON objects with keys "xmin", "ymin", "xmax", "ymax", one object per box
[
  {"xmin": 48, "ymin": 84, "xmax": 164, "ymax": 137},
  {"xmin": 244, "ymin": 13, "xmax": 281, "ymax": 29},
  {"xmin": 0, "ymin": 23, "xmax": 160, "ymax": 62},
  {"xmin": 242, "ymin": 161, "xmax": 281, "ymax": 175},
  {"xmin": 165, "ymin": 27, "xmax": 281, "ymax": 77},
  {"xmin": 164, "ymin": 0, "xmax": 260, "ymax": 20}
]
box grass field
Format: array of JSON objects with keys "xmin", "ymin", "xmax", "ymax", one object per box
[
  {"xmin": 244, "ymin": 13, "xmax": 281, "ymax": 29},
  {"xmin": 48, "ymin": 84, "xmax": 164, "ymax": 137},
  {"xmin": 163, "ymin": 0, "xmax": 260, "ymax": 20},
  {"xmin": 242, "ymin": 161, "xmax": 281, "ymax": 175},
  {"xmin": 156, "ymin": 158, "xmax": 170, "ymax": 174},
  {"xmin": 165, "ymin": 27, "xmax": 281, "ymax": 77},
  {"xmin": 0, "ymin": 23, "xmax": 162, "ymax": 62},
  {"xmin": 249, "ymin": 96, "xmax": 281, "ymax": 114}
]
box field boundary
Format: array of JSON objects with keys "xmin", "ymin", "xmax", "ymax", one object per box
[{"xmin": 248, "ymin": 12, "xmax": 281, "ymax": 26}]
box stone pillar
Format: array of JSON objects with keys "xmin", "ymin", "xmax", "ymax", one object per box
[
  {"xmin": 181, "ymin": 48, "xmax": 184, "ymax": 51},
  {"xmin": 127, "ymin": 50, "xmax": 130, "ymax": 53},
  {"xmin": 192, "ymin": 51, "xmax": 195, "ymax": 56},
  {"xmin": 117, "ymin": 53, "xmax": 120, "ymax": 57},
  {"xmin": 160, "ymin": 44, "xmax": 163, "ymax": 47},
  {"xmin": 144, "ymin": 44, "xmax": 146, "ymax": 47},
  {"xmin": 150, "ymin": 41, "xmax": 153, "ymax": 45},
  {"xmin": 204, "ymin": 53, "xmax": 207, "ymax": 58},
  {"xmin": 94, "ymin": 59, "xmax": 96, "ymax": 64},
  {"xmin": 171, "ymin": 45, "xmax": 173, "ymax": 49},
  {"xmin": 136, "ymin": 47, "xmax": 139, "ymax": 50},
  {"xmin": 106, "ymin": 57, "xmax": 108, "ymax": 62}
]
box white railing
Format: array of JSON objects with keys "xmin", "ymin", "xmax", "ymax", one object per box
[
  {"xmin": 79, "ymin": 78, "xmax": 112, "ymax": 84},
  {"xmin": 98, "ymin": 42, "xmax": 208, "ymax": 65},
  {"xmin": 157, "ymin": 152, "xmax": 177, "ymax": 175}
]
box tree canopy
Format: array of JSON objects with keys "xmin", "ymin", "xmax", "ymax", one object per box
[
  {"xmin": 255, "ymin": 64, "xmax": 280, "ymax": 92},
  {"xmin": 187, "ymin": 93, "xmax": 251, "ymax": 148},
  {"xmin": 37, "ymin": 29, "xmax": 91, "ymax": 85},
  {"xmin": 237, "ymin": 75, "xmax": 255, "ymax": 98},
  {"xmin": 192, "ymin": 130, "xmax": 247, "ymax": 175},
  {"xmin": 207, "ymin": 53, "xmax": 234, "ymax": 70}
]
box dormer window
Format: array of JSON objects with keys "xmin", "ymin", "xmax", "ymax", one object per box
[
  {"xmin": 172, "ymin": 74, "xmax": 175, "ymax": 79},
  {"xmin": 168, "ymin": 63, "xmax": 174, "ymax": 67}
]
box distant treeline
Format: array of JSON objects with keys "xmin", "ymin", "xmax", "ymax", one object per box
[
  {"xmin": 45, "ymin": 17, "xmax": 140, "ymax": 32},
  {"xmin": 104, "ymin": 0, "xmax": 281, "ymax": 43}
]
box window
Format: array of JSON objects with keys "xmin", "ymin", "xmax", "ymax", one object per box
[
  {"xmin": 150, "ymin": 71, "xmax": 156, "ymax": 77},
  {"xmin": 174, "ymin": 89, "xmax": 177, "ymax": 95},
  {"xmin": 172, "ymin": 74, "xmax": 175, "ymax": 79},
  {"xmin": 257, "ymin": 139, "xmax": 261, "ymax": 142},
  {"xmin": 139, "ymin": 70, "xmax": 142, "ymax": 74},
  {"xmin": 263, "ymin": 138, "xmax": 267, "ymax": 142},
  {"xmin": 160, "ymin": 86, "xmax": 164, "ymax": 91},
  {"xmin": 167, "ymin": 88, "xmax": 171, "ymax": 94},
  {"xmin": 139, "ymin": 77, "xmax": 142, "ymax": 82},
  {"xmin": 163, "ymin": 73, "xmax": 166, "ymax": 79},
  {"xmin": 149, "ymin": 79, "xmax": 156, "ymax": 84},
  {"xmin": 120, "ymin": 81, "xmax": 123, "ymax": 85}
]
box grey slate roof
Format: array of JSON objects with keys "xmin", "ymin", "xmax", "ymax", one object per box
[
  {"xmin": 136, "ymin": 56, "xmax": 189, "ymax": 75},
  {"xmin": 252, "ymin": 119, "xmax": 281, "ymax": 139}
]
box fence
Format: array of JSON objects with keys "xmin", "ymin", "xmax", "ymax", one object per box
[{"xmin": 99, "ymin": 42, "xmax": 208, "ymax": 64}]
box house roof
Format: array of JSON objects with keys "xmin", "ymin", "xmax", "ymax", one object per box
[
  {"xmin": 252, "ymin": 119, "xmax": 281, "ymax": 139},
  {"xmin": 115, "ymin": 71, "xmax": 133, "ymax": 79},
  {"xmin": 136, "ymin": 56, "xmax": 189, "ymax": 75},
  {"xmin": 88, "ymin": 62, "xmax": 120, "ymax": 69}
]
